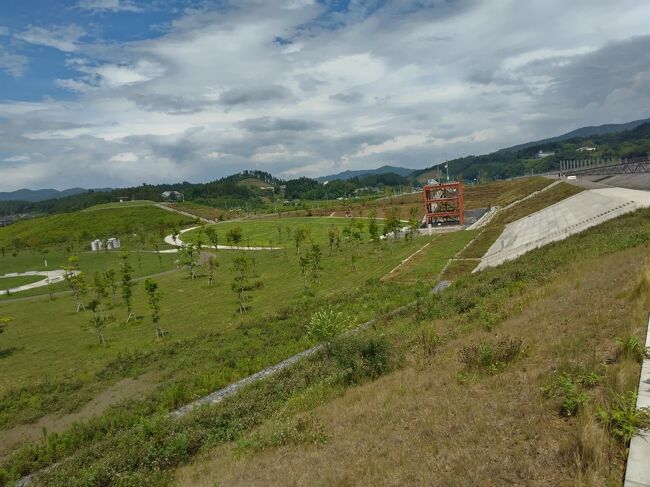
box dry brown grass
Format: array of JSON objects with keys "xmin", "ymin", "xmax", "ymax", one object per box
[
  {"xmin": 174, "ymin": 244, "xmax": 648, "ymax": 486},
  {"xmin": 462, "ymin": 176, "xmax": 553, "ymax": 210}
]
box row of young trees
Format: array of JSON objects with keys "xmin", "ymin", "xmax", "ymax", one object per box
[{"xmin": 63, "ymin": 252, "xmax": 162, "ymax": 345}]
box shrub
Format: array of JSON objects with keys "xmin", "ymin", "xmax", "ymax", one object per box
[
  {"xmin": 614, "ymin": 334, "xmax": 646, "ymax": 364},
  {"xmin": 415, "ymin": 324, "xmax": 440, "ymax": 357},
  {"xmin": 328, "ymin": 334, "xmax": 395, "ymax": 385},
  {"xmin": 542, "ymin": 373, "xmax": 589, "ymax": 417},
  {"xmin": 306, "ymin": 306, "xmax": 350, "ymax": 344},
  {"xmin": 458, "ymin": 336, "xmax": 523, "ymax": 374},
  {"xmin": 597, "ymin": 391, "xmax": 650, "ymax": 443}
]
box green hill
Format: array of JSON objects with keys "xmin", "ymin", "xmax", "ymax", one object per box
[{"xmin": 0, "ymin": 203, "xmax": 194, "ymax": 250}]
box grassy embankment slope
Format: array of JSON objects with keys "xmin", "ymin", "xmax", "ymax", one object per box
[
  {"xmin": 0, "ymin": 177, "xmax": 574, "ymax": 484},
  {"xmin": 175, "ymin": 208, "xmax": 650, "ymax": 487},
  {"xmin": 326, "ymin": 176, "xmax": 553, "ymax": 220}
]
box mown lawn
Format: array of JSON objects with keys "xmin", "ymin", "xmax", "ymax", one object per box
[
  {"xmin": 0, "ymin": 224, "xmax": 470, "ymax": 439},
  {"xmin": 0, "ymin": 275, "xmax": 44, "ymax": 290},
  {"xmin": 181, "ymin": 216, "xmax": 383, "ymax": 248},
  {"xmin": 0, "ymin": 250, "xmax": 178, "ymax": 300}
]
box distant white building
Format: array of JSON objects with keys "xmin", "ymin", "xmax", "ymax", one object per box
[
  {"xmin": 537, "ymin": 149, "xmax": 556, "ymax": 158},
  {"xmin": 90, "ymin": 239, "xmax": 104, "ymax": 251},
  {"xmin": 161, "ymin": 190, "xmax": 184, "ymax": 201},
  {"xmin": 576, "ymin": 146, "xmax": 596, "ymax": 152},
  {"xmin": 106, "ymin": 237, "xmax": 121, "ymax": 250}
]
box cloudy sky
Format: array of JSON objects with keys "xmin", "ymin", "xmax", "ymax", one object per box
[{"xmin": 0, "ymin": 0, "xmax": 649, "ymax": 191}]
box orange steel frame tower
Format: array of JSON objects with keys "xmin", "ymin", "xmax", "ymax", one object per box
[{"xmin": 423, "ymin": 181, "xmax": 464, "ymax": 226}]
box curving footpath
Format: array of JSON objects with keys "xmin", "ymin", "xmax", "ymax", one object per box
[
  {"xmin": 164, "ymin": 226, "xmax": 280, "ymax": 250},
  {"xmin": 0, "ymin": 270, "xmax": 76, "ymax": 296}
]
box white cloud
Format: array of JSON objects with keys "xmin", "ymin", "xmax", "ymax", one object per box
[
  {"xmin": 3, "ymin": 155, "xmax": 30, "ymax": 162},
  {"xmin": 0, "ymin": 49, "xmax": 28, "ymax": 77},
  {"xmin": 109, "ymin": 152, "xmax": 139, "ymax": 162},
  {"xmin": 77, "ymin": 0, "xmax": 142, "ymax": 12},
  {"xmin": 2, "ymin": 0, "xmax": 650, "ymax": 190},
  {"xmin": 15, "ymin": 24, "xmax": 86, "ymax": 52}
]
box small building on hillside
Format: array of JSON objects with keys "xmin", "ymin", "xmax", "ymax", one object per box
[
  {"xmin": 161, "ymin": 190, "xmax": 184, "ymax": 202},
  {"xmin": 536, "ymin": 149, "xmax": 556, "ymax": 158},
  {"xmin": 106, "ymin": 237, "xmax": 121, "ymax": 250},
  {"xmin": 576, "ymin": 146, "xmax": 596, "ymax": 152},
  {"xmin": 90, "ymin": 239, "xmax": 104, "ymax": 251}
]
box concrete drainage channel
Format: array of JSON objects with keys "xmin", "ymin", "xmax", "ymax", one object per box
[{"xmin": 624, "ymin": 312, "xmax": 650, "ymax": 487}]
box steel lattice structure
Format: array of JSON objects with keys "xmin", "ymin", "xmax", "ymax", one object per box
[
  {"xmin": 423, "ymin": 181, "xmax": 464, "ymax": 226},
  {"xmin": 561, "ymin": 156, "xmax": 650, "ymax": 176}
]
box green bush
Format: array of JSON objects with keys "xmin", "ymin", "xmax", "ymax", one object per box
[
  {"xmin": 305, "ymin": 306, "xmax": 350, "ymax": 344},
  {"xmin": 597, "ymin": 391, "xmax": 650, "ymax": 443},
  {"xmin": 328, "ymin": 333, "xmax": 395, "ymax": 385},
  {"xmin": 542, "ymin": 373, "xmax": 590, "ymax": 417}
]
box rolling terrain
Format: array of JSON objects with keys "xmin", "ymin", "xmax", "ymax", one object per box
[{"xmin": 0, "ymin": 177, "xmax": 647, "ymax": 486}]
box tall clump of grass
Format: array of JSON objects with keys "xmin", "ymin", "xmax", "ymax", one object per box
[
  {"xmin": 630, "ymin": 259, "xmax": 650, "ymax": 303},
  {"xmin": 567, "ymin": 408, "xmax": 608, "ymax": 477}
]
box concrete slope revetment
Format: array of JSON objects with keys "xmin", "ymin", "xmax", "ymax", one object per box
[{"xmin": 475, "ymin": 188, "xmax": 650, "ymax": 271}]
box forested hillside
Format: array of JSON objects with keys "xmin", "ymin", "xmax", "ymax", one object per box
[{"xmin": 414, "ymin": 121, "xmax": 650, "ymax": 181}]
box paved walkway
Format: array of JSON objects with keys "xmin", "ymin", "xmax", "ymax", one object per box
[
  {"xmin": 624, "ymin": 312, "xmax": 650, "ymax": 487},
  {"xmin": 476, "ymin": 188, "xmax": 650, "ymax": 271},
  {"xmin": 164, "ymin": 226, "xmax": 280, "ymax": 250},
  {"xmin": 0, "ymin": 270, "xmax": 74, "ymax": 296}
]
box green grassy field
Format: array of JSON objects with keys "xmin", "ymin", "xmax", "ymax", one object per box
[
  {"xmin": 79, "ymin": 200, "xmax": 156, "ymax": 211},
  {"xmin": 0, "ymin": 210, "xmax": 474, "ymax": 449},
  {"xmin": 0, "ymin": 204, "xmax": 195, "ymax": 249},
  {"xmin": 0, "ymin": 275, "xmax": 44, "ymax": 290},
  {"xmin": 182, "ymin": 216, "xmax": 390, "ymax": 248},
  {"xmin": 0, "ymin": 250, "xmax": 178, "ymax": 300}
]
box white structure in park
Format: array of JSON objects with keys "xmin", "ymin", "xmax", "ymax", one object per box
[
  {"xmin": 161, "ymin": 190, "xmax": 184, "ymax": 201},
  {"xmin": 90, "ymin": 237, "xmax": 121, "ymax": 251},
  {"xmin": 106, "ymin": 237, "xmax": 121, "ymax": 249}
]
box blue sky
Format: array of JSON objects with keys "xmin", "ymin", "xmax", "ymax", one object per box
[{"xmin": 1, "ymin": 0, "xmax": 650, "ymax": 190}]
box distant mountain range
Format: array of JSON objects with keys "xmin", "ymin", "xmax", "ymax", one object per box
[
  {"xmin": 502, "ymin": 118, "xmax": 650, "ymax": 152},
  {"xmin": 316, "ymin": 165, "xmax": 417, "ymax": 182},
  {"xmin": 0, "ymin": 187, "xmax": 112, "ymax": 202},
  {"xmin": 1, "ymin": 117, "xmax": 648, "ymax": 203}
]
